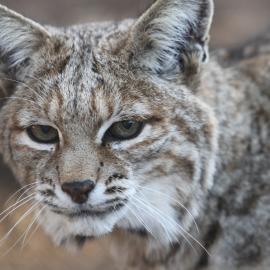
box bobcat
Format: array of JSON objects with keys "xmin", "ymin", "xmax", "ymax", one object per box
[{"xmin": 0, "ymin": 0, "xmax": 269, "ymax": 269}]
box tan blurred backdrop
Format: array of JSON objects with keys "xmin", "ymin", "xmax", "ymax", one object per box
[{"xmin": 0, "ymin": 0, "xmax": 269, "ymax": 269}]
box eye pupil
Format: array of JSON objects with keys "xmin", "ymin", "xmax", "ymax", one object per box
[
  {"xmin": 41, "ymin": 126, "xmax": 51, "ymax": 133},
  {"xmin": 122, "ymin": 121, "xmax": 134, "ymax": 130},
  {"xmin": 103, "ymin": 120, "xmax": 144, "ymax": 142}
]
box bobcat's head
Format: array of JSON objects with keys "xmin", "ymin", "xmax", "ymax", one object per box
[{"xmin": 0, "ymin": 0, "xmax": 218, "ymax": 249}]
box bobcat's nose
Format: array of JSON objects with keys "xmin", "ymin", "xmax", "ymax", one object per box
[{"xmin": 61, "ymin": 179, "xmax": 95, "ymax": 204}]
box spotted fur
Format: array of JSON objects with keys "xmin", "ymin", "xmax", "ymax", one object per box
[{"xmin": 0, "ymin": 1, "xmax": 269, "ymax": 270}]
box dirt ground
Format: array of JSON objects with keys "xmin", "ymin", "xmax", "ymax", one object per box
[{"xmin": 0, "ymin": 0, "xmax": 270, "ymax": 269}]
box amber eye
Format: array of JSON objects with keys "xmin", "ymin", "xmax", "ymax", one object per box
[
  {"xmin": 26, "ymin": 125, "xmax": 59, "ymax": 144},
  {"xmin": 104, "ymin": 120, "xmax": 144, "ymax": 141}
]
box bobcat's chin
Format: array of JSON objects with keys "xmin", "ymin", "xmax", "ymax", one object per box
[{"xmin": 39, "ymin": 207, "xmax": 127, "ymax": 249}]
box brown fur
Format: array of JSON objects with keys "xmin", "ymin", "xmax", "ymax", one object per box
[{"xmin": 0, "ymin": 1, "xmax": 269, "ymax": 269}]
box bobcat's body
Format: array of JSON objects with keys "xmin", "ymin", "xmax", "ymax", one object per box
[
  {"xmin": 0, "ymin": 1, "xmax": 269, "ymax": 270},
  {"xmin": 106, "ymin": 37, "xmax": 270, "ymax": 270}
]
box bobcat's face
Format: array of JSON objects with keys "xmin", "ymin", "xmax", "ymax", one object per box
[
  {"xmin": 0, "ymin": 1, "xmax": 217, "ymax": 248},
  {"xmin": 1, "ymin": 41, "xmax": 179, "ymax": 245}
]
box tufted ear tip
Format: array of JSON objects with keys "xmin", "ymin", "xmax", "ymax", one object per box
[{"xmin": 127, "ymin": 0, "xmax": 214, "ymax": 77}]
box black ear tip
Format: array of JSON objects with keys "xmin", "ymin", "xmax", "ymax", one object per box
[{"xmin": 202, "ymin": 52, "xmax": 208, "ymax": 63}]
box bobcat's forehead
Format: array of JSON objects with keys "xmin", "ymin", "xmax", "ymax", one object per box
[{"xmin": 16, "ymin": 31, "xmax": 163, "ymax": 133}]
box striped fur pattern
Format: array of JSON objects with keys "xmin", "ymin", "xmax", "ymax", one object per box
[{"xmin": 0, "ymin": 1, "xmax": 270, "ymax": 270}]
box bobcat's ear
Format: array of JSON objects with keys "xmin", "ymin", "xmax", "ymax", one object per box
[
  {"xmin": 127, "ymin": 0, "xmax": 213, "ymax": 78},
  {"xmin": 0, "ymin": 5, "xmax": 50, "ymax": 72}
]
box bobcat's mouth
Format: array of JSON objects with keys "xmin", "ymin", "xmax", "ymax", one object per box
[
  {"xmin": 41, "ymin": 196, "xmax": 128, "ymax": 218},
  {"xmin": 50, "ymin": 203, "xmax": 126, "ymax": 218}
]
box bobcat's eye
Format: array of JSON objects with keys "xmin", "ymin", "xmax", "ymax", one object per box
[
  {"xmin": 26, "ymin": 125, "xmax": 59, "ymax": 144},
  {"xmin": 104, "ymin": 120, "xmax": 144, "ymax": 141}
]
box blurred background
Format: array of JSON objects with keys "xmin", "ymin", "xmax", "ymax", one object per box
[{"xmin": 0, "ymin": 0, "xmax": 269, "ymax": 269}]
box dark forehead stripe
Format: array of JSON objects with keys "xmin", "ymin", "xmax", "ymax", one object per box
[{"xmin": 45, "ymin": 46, "xmax": 107, "ymax": 123}]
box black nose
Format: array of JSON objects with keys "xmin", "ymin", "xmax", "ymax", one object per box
[{"xmin": 61, "ymin": 180, "xmax": 95, "ymax": 204}]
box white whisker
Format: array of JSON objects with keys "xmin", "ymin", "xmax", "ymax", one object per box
[
  {"xmin": 125, "ymin": 202, "xmax": 156, "ymax": 239},
  {"xmin": 21, "ymin": 218, "xmax": 41, "ymax": 249},
  {"xmin": 0, "ymin": 194, "xmax": 36, "ymax": 223},
  {"xmin": 0, "ymin": 204, "xmax": 43, "ymax": 258},
  {"xmin": 131, "ymin": 195, "xmax": 182, "ymax": 246},
  {"xmin": 21, "ymin": 205, "xmax": 46, "ymax": 249},
  {"xmin": 132, "ymin": 195, "xmax": 210, "ymax": 256},
  {"xmin": 0, "ymin": 201, "xmax": 40, "ymax": 247},
  {"xmin": 0, "ymin": 230, "xmax": 26, "ymax": 258},
  {"xmin": 132, "ymin": 182, "xmax": 200, "ymax": 233},
  {"xmin": 15, "ymin": 185, "xmax": 38, "ymax": 203},
  {"xmin": 0, "ymin": 207, "xmax": 44, "ymax": 258},
  {"xmin": 4, "ymin": 182, "xmax": 39, "ymax": 207}
]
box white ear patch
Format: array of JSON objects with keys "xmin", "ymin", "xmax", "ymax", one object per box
[{"xmin": 16, "ymin": 131, "xmax": 56, "ymax": 151}]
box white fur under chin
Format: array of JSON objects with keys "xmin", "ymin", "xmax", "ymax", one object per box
[{"xmin": 39, "ymin": 207, "xmax": 128, "ymax": 249}]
